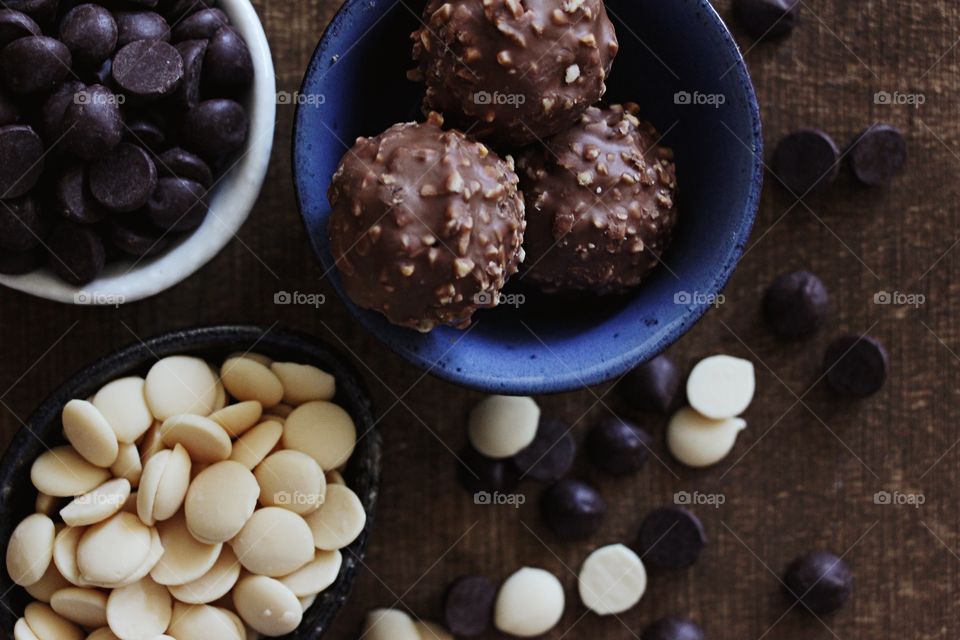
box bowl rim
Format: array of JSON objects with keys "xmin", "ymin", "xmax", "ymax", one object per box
[
  {"xmin": 0, "ymin": 324, "xmax": 381, "ymax": 639},
  {"xmin": 292, "ymin": 0, "xmax": 764, "ymax": 394},
  {"xmin": 0, "ymin": 0, "xmax": 278, "ymax": 306}
]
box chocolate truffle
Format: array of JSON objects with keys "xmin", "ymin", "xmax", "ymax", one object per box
[
  {"xmin": 517, "ymin": 104, "xmax": 678, "ymax": 294},
  {"xmin": 327, "ymin": 114, "xmax": 526, "ymax": 332},
  {"xmin": 411, "ymin": 0, "xmax": 618, "ymax": 146}
]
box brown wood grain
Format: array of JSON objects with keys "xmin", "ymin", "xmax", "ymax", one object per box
[{"xmin": 1, "ymin": 0, "xmax": 959, "ymax": 638}]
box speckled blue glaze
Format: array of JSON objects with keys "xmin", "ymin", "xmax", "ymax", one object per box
[{"xmin": 293, "ymin": 0, "xmax": 763, "ymax": 394}]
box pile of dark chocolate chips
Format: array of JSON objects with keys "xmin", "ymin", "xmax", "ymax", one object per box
[{"xmin": 0, "ymin": 0, "xmax": 253, "ymax": 285}]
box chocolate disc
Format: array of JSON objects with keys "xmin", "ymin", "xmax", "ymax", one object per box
[
  {"xmin": 618, "ymin": 354, "xmax": 683, "ymax": 414},
  {"xmin": 38, "ymin": 80, "xmax": 85, "ymax": 142},
  {"xmin": 457, "ymin": 445, "xmax": 518, "ymax": 495},
  {"xmin": 181, "ymin": 98, "xmax": 248, "ymax": 160},
  {"xmin": 173, "ymin": 39, "xmax": 207, "ymax": 111},
  {"xmin": 0, "ymin": 9, "xmax": 40, "ymax": 48},
  {"xmin": 512, "ymin": 418, "xmax": 576, "ymax": 483},
  {"xmin": 109, "ymin": 218, "xmax": 172, "ymax": 258},
  {"xmin": 0, "ymin": 35, "xmax": 72, "ymax": 94},
  {"xmin": 114, "ymin": 11, "xmax": 170, "ymax": 48},
  {"xmin": 112, "ymin": 39, "xmax": 183, "ymax": 101},
  {"xmin": 0, "ymin": 124, "xmax": 44, "ymax": 199},
  {"xmin": 156, "ymin": 147, "xmax": 212, "ymax": 187},
  {"xmin": 444, "ymin": 575, "xmax": 496, "ymax": 637},
  {"xmin": 772, "ymin": 129, "xmax": 840, "ymax": 196},
  {"xmin": 59, "ymin": 4, "xmax": 118, "ymax": 65},
  {"xmin": 54, "ymin": 164, "xmax": 107, "ymax": 224},
  {"xmin": 540, "ymin": 478, "xmax": 606, "ymax": 540},
  {"xmin": 848, "ymin": 124, "xmax": 907, "ymax": 186},
  {"xmin": 202, "ymin": 26, "xmax": 253, "ymax": 90},
  {"xmin": 47, "ymin": 221, "xmax": 106, "ymax": 285},
  {"xmin": 636, "ymin": 507, "xmax": 706, "ymax": 569},
  {"xmin": 145, "ymin": 176, "xmax": 207, "ymax": 231},
  {"xmin": 823, "ymin": 334, "xmax": 888, "ymax": 398},
  {"xmin": 61, "ymin": 84, "xmax": 125, "ymax": 160},
  {"xmin": 125, "ymin": 119, "xmax": 167, "ymax": 152},
  {"xmin": 783, "ymin": 551, "xmax": 853, "ymax": 615},
  {"xmin": 585, "ymin": 417, "xmax": 653, "ymax": 475},
  {"xmin": 89, "ymin": 142, "xmax": 158, "ymax": 212},
  {"xmin": 0, "ymin": 194, "xmax": 45, "ymax": 250},
  {"xmin": 763, "ymin": 270, "xmax": 829, "ymax": 339},
  {"xmin": 172, "ymin": 8, "xmax": 228, "ymax": 42}
]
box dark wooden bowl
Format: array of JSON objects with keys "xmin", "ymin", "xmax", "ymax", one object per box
[{"xmin": 0, "ymin": 324, "xmax": 381, "ymax": 639}]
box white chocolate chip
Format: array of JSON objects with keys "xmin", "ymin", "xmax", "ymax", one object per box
[
  {"xmin": 6, "ymin": 514, "xmax": 55, "ymax": 586},
  {"xmin": 14, "ymin": 617, "xmax": 40, "ymax": 640},
  {"xmin": 363, "ymin": 609, "xmax": 420, "ymax": 640},
  {"xmin": 686, "ymin": 355, "xmax": 755, "ymax": 419},
  {"xmin": 60, "ymin": 478, "xmax": 130, "ymax": 527},
  {"xmin": 145, "ymin": 357, "xmax": 219, "ymax": 421},
  {"xmin": 167, "ymin": 603, "xmax": 244, "ymax": 640},
  {"xmin": 150, "ymin": 510, "xmax": 222, "ymax": 586},
  {"xmin": 270, "ymin": 362, "xmax": 336, "ymax": 405},
  {"xmin": 255, "ymin": 450, "xmax": 326, "ymax": 515},
  {"xmin": 233, "ymin": 574, "xmax": 303, "ymax": 637},
  {"xmin": 109, "ymin": 444, "xmax": 141, "ymax": 488},
  {"xmin": 578, "ymin": 544, "xmax": 647, "ymax": 615},
  {"xmin": 61, "ymin": 400, "xmax": 119, "ymax": 467},
  {"xmin": 31, "ymin": 446, "xmax": 111, "ymax": 497},
  {"xmin": 666, "ymin": 407, "xmax": 747, "ymax": 468},
  {"xmin": 153, "ymin": 443, "xmax": 192, "ymax": 521},
  {"xmin": 160, "ymin": 414, "xmax": 232, "ymax": 464},
  {"xmin": 25, "ymin": 563, "xmax": 70, "ymax": 603},
  {"xmin": 231, "ymin": 507, "xmax": 314, "ymax": 577},
  {"xmin": 137, "ymin": 422, "xmax": 165, "ymax": 465},
  {"xmin": 209, "ymin": 401, "xmax": 263, "ymax": 438},
  {"xmin": 76, "ymin": 513, "xmax": 152, "ymax": 587},
  {"xmin": 278, "ymin": 549, "xmax": 342, "ymax": 596},
  {"xmin": 50, "ymin": 587, "xmax": 107, "ymax": 628},
  {"xmin": 303, "ymin": 484, "xmax": 366, "ymax": 551},
  {"xmin": 494, "ymin": 567, "xmax": 565, "ymax": 637},
  {"xmin": 220, "ymin": 357, "xmax": 285, "ymax": 408},
  {"xmin": 106, "ymin": 577, "xmax": 172, "ymax": 640},
  {"xmin": 467, "ymin": 395, "xmax": 540, "ymax": 459},
  {"xmin": 167, "ymin": 546, "xmax": 241, "ymax": 604},
  {"xmin": 52, "ymin": 527, "xmax": 85, "ymax": 587},
  {"xmin": 23, "ymin": 602, "xmax": 83, "ymax": 640},
  {"xmin": 229, "ymin": 420, "xmax": 284, "ymax": 470},
  {"xmin": 282, "ymin": 401, "xmax": 357, "ymax": 471},
  {"xmin": 93, "ymin": 377, "xmax": 154, "ymax": 444},
  {"xmin": 185, "ymin": 461, "xmax": 260, "ymax": 544}
]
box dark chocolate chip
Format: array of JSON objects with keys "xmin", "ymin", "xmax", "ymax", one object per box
[
  {"xmin": 172, "ymin": 7, "xmax": 227, "ymax": 42},
  {"xmin": 823, "ymin": 334, "xmax": 888, "ymax": 398},
  {"xmin": 443, "ymin": 575, "xmax": 496, "ymax": 638},
  {"xmin": 0, "ymin": 85, "xmax": 18, "ymax": 125},
  {"xmin": 46, "ymin": 221, "xmax": 105, "ymax": 285},
  {"xmin": 61, "ymin": 84, "xmax": 125, "ymax": 160},
  {"xmin": 202, "ymin": 26, "xmax": 252, "ymax": 90},
  {"xmin": 145, "ymin": 176, "xmax": 207, "ymax": 231},
  {"xmin": 114, "ymin": 10, "xmax": 169, "ymax": 47},
  {"xmin": 511, "ymin": 417, "xmax": 576, "ymax": 482},
  {"xmin": 0, "ymin": 124, "xmax": 43, "ymax": 198},
  {"xmin": 0, "ymin": 194, "xmax": 45, "ymax": 250},
  {"xmin": 162, "ymin": 0, "xmax": 215, "ymax": 21},
  {"xmin": 109, "ymin": 218, "xmax": 171, "ymax": 257},
  {"xmin": 585, "ymin": 417, "xmax": 653, "ymax": 475},
  {"xmin": 636, "ymin": 506, "xmax": 706, "ymax": 570},
  {"xmin": 112, "ymin": 39, "xmax": 183, "ymax": 101},
  {"xmin": 54, "ymin": 164, "xmax": 107, "ymax": 224},
  {"xmin": 618, "ymin": 354, "xmax": 683, "ymax": 413},
  {"xmin": 181, "ymin": 98, "xmax": 247, "ymax": 160},
  {"xmin": 0, "ymin": 246, "xmax": 43, "ymax": 274},
  {"xmin": 0, "ymin": 9, "xmax": 40, "ymax": 48},
  {"xmin": 783, "ymin": 551, "xmax": 853, "ymax": 615},
  {"xmin": 732, "ymin": 0, "xmax": 800, "ymax": 41},
  {"xmin": 38, "ymin": 80, "xmax": 85, "ymax": 142},
  {"xmin": 59, "ymin": 4, "xmax": 118, "ymax": 65},
  {"xmin": 763, "ymin": 270, "xmax": 829, "ymax": 339},
  {"xmin": 0, "ymin": 0, "xmax": 56, "ymax": 24},
  {"xmin": 540, "ymin": 478, "xmax": 606, "ymax": 540},
  {"xmin": 641, "ymin": 616, "xmax": 706, "ymax": 640},
  {"xmin": 848, "ymin": 124, "xmax": 907, "ymax": 186},
  {"xmin": 156, "ymin": 147, "xmax": 212, "ymax": 186},
  {"xmin": 173, "ymin": 38, "xmax": 206, "ymax": 111},
  {"xmin": 457, "ymin": 445, "xmax": 518, "ymax": 495},
  {"xmin": 1, "ymin": 35, "xmax": 72, "ymax": 94},
  {"xmin": 125, "ymin": 119, "xmax": 166, "ymax": 151},
  {"xmin": 89, "ymin": 142, "xmax": 157, "ymax": 212},
  {"xmin": 772, "ymin": 129, "xmax": 840, "ymax": 196}
]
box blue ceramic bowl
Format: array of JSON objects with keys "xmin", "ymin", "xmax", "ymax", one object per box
[{"xmin": 293, "ymin": 0, "xmax": 762, "ymax": 394}]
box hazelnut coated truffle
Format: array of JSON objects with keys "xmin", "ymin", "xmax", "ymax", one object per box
[
  {"xmin": 517, "ymin": 104, "xmax": 678, "ymax": 295},
  {"xmin": 327, "ymin": 114, "xmax": 526, "ymax": 332},
  {"xmin": 411, "ymin": 0, "xmax": 619, "ymax": 146}
]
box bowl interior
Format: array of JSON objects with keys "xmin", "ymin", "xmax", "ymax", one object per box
[
  {"xmin": 0, "ymin": 0, "xmax": 277, "ymax": 305},
  {"xmin": 0, "ymin": 325, "xmax": 381, "ymax": 639},
  {"xmin": 294, "ymin": 0, "xmax": 762, "ymax": 393}
]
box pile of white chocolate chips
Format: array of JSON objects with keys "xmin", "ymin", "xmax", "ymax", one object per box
[{"xmin": 5, "ymin": 352, "xmax": 367, "ymax": 640}]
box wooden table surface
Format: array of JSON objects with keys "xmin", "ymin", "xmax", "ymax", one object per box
[{"xmin": 2, "ymin": 0, "xmax": 958, "ymax": 638}]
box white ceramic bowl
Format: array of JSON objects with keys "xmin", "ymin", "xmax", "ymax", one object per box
[{"xmin": 0, "ymin": 0, "xmax": 276, "ymax": 305}]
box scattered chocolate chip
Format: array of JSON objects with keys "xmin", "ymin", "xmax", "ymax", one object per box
[
  {"xmin": 0, "ymin": 194, "xmax": 45, "ymax": 250},
  {"xmin": 156, "ymin": 147, "xmax": 212, "ymax": 187},
  {"xmin": 540, "ymin": 478, "xmax": 606, "ymax": 540},
  {"xmin": 585, "ymin": 417, "xmax": 653, "ymax": 475},
  {"xmin": 783, "ymin": 551, "xmax": 853, "ymax": 615},
  {"xmin": 0, "ymin": 10, "xmax": 40, "ymax": 48},
  {"xmin": 181, "ymin": 98, "xmax": 248, "ymax": 160},
  {"xmin": 203, "ymin": 26, "xmax": 253, "ymax": 90},
  {"xmin": 46, "ymin": 221, "xmax": 105, "ymax": 285},
  {"xmin": 823, "ymin": 334, "xmax": 888, "ymax": 398},
  {"xmin": 53, "ymin": 164, "xmax": 107, "ymax": 224},
  {"xmin": 59, "ymin": 4, "xmax": 117, "ymax": 65},
  {"xmin": 618, "ymin": 354, "xmax": 683, "ymax": 413},
  {"xmin": 0, "ymin": 36, "xmax": 72, "ymax": 94},
  {"xmin": 0, "ymin": 124, "xmax": 44, "ymax": 198},
  {"xmin": 641, "ymin": 616, "xmax": 706, "ymax": 640},
  {"xmin": 763, "ymin": 270, "xmax": 829, "ymax": 339},
  {"xmin": 114, "ymin": 10, "xmax": 169, "ymax": 48},
  {"xmin": 732, "ymin": 0, "xmax": 800, "ymax": 41},
  {"xmin": 173, "ymin": 38, "xmax": 207, "ymax": 111},
  {"xmin": 88, "ymin": 142, "xmax": 157, "ymax": 212},
  {"xmin": 172, "ymin": 7, "xmax": 228, "ymax": 42},
  {"xmin": 457, "ymin": 445, "xmax": 518, "ymax": 495},
  {"xmin": 145, "ymin": 176, "xmax": 207, "ymax": 231},
  {"xmin": 636, "ymin": 506, "xmax": 706, "ymax": 570},
  {"xmin": 772, "ymin": 129, "xmax": 840, "ymax": 196},
  {"xmin": 61, "ymin": 84, "xmax": 124, "ymax": 160},
  {"xmin": 0, "ymin": 246, "xmax": 43, "ymax": 274},
  {"xmin": 112, "ymin": 39, "xmax": 183, "ymax": 101},
  {"xmin": 443, "ymin": 575, "xmax": 496, "ymax": 638},
  {"xmin": 511, "ymin": 418, "xmax": 576, "ymax": 483},
  {"xmin": 848, "ymin": 124, "xmax": 907, "ymax": 186}
]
